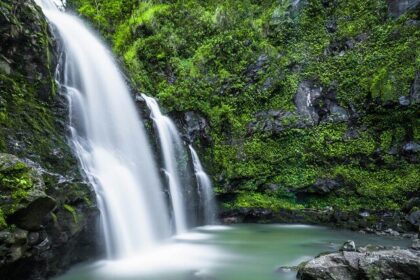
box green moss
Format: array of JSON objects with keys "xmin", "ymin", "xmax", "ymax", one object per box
[
  {"xmin": 229, "ymin": 192, "xmax": 304, "ymax": 211},
  {"xmin": 0, "ymin": 158, "xmax": 35, "ymax": 216},
  {"xmin": 0, "ymin": 208, "xmax": 6, "ymax": 229},
  {"xmin": 63, "ymin": 204, "xmax": 78, "ymax": 223},
  {"xmin": 69, "ymin": 0, "xmax": 420, "ymax": 212}
]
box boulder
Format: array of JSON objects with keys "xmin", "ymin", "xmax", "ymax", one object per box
[
  {"xmin": 294, "ymin": 81, "xmax": 323, "ymax": 124},
  {"xmin": 340, "ymin": 240, "xmax": 356, "ymax": 252},
  {"xmin": 408, "ymin": 210, "xmax": 420, "ymax": 227},
  {"xmin": 294, "ymin": 81, "xmax": 349, "ymax": 125},
  {"xmin": 403, "ymin": 141, "xmax": 420, "ymax": 154},
  {"xmin": 298, "ymin": 243, "xmax": 420, "ymax": 280},
  {"xmin": 309, "ymin": 178, "xmax": 341, "ymax": 194},
  {"xmin": 0, "ymin": 154, "xmax": 56, "ymax": 230}
]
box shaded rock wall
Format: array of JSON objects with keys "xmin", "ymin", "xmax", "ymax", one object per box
[{"xmin": 0, "ymin": 1, "xmax": 100, "ymax": 279}]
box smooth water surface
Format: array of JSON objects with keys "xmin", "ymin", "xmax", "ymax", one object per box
[{"xmin": 57, "ymin": 224, "xmax": 410, "ymax": 280}]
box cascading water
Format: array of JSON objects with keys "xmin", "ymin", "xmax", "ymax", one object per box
[
  {"xmin": 189, "ymin": 146, "xmax": 218, "ymax": 225},
  {"xmin": 35, "ymin": 0, "xmax": 171, "ymax": 258},
  {"xmin": 141, "ymin": 95, "xmax": 188, "ymax": 233}
]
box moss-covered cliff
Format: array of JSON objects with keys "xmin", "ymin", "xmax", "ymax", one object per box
[
  {"xmin": 69, "ymin": 0, "xmax": 419, "ymax": 219},
  {"xmin": 0, "ymin": 1, "xmax": 98, "ymax": 278}
]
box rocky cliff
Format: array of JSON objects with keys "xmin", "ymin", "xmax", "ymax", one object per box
[
  {"xmin": 67, "ymin": 0, "xmax": 420, "ymax": 232},
  {"xmin": 0, "ymin": 1, "xmax": 99, "ymax": 279}
]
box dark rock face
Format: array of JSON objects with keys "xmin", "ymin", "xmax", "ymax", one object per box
[
  {"xmin": 408, "ymin": 211, "xmax": 420, "ymax": 227},
  {"xmin": 0, "ymin": 1, "xmax": 100, "ymax": 279},
  {"xmin": 248, "ymin": 80, "xmax": 350, "ymax": 135},
  {"xmin": 294, "ymin": 81, "xmax": 324, "ymax": 124},
  {"xmin": 388, "ymin": 0, "xmax": 420, "ymax": 18},
  {"xmin": 300, "ymin": 178, "xmax": 342, "ymax": 195},
  {"xmin": 324, "ymin": 34, "xmax": 369, "ymax": 57},
  {"xmin": 183, "ymin": 111, "xmax": 212, "ymax": 144},
  {"xmin": 294, "ymin": 81, "xmax": 349, "ymax": 125},
  {"xmin": 171, "ymin": 111, "xmax": 212, "ymax": 145},
  {"xmin": 297, "ymin": 242, "xmax": 420, "ymax": 280}
]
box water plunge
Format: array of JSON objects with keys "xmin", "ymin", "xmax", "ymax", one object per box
[
  {"xmin": 35, "ymin": 0, "xmax": 171, "ymax": 258},
  {"xmin": 35, "ymin": 0, "xmax": 217, "ymax": 260}
]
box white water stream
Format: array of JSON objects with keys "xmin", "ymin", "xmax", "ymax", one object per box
[
  {"xmin": 35, "ymin": 0, "xmax": 171, "ymax": 258},
  {"xmin": 141, "ymin": 95, "xmax": 188, "ymax": 233},
  {"xmin": 189, "ymin": 145, "xmax": 217, "ymax": 225}
]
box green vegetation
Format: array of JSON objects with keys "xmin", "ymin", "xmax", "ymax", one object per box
[
  {"xmin": 0, "ymin": 155, "xmax": 34, "ymax": 228},
  {"xmin": 63, "ymin": 204, "xmax": 78, "ymax": 223},
  {"xmin": 69, "ymin": 0, "xmax": 419, "ymax": 212}
]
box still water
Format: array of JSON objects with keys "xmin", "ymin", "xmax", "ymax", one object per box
[{"xmin": 57, "ymin": 224, "xmax": 410, "ymax": 280}]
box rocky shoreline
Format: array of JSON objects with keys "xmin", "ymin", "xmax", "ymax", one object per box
[
  {"xmin": 221, "ymin": 207, "xmax": 419, "ymax": 237},
  {"xmin": 296, "ymin": 239, "xmax": 420, "ymax": 280}
]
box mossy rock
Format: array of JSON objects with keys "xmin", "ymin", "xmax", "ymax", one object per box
[{"xmin": 0, "ymin": 153, "xmax": 55, "ymax": 230}]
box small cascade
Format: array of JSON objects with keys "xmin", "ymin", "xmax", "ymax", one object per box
[
  {"xmin": 141, "ymin": 95, "xmax": 189, "ymax": 233},
  {"xmin": 189, "ymin": 146, "xmax": 218, "ymax": 225}
]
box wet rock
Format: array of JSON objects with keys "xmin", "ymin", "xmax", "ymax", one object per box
[
  {"xmin": 0, "ymin": 230, "xmax": 13, "ymax": 244},
  {"xmin": 384, "ymin": 228, "xmax": 400, "ymax": 237},
  {"xmin": 184, "ymin": 111, "xmax": 211, "ymax": 144},
  {"xmin": 412, "ymin": 239, "xmax": 420, "ymax": 250},
  {"xmin": 388, "ymin": 0, "xmax": 420, "ymax": 18},
  {"xmin": 308, "ymin": 178, "xmax": 341, "ymax": 194},
  {"xmin": 399, "ymin": 95, "xmax": 411, "ymax": 106},
  {"xmin": 246, "ymin": 54, "xmax": 269, "ymax": 81},
  {"xmin": 403, "ymin": 197, "xmax": 420, "ymax": 212},
  {"xmin": 408, "ymin": 210, "xmax": 420, "ymax": 227},
  {"xmin": 403, "ymin": 141, "xmax": 420, "ymax": 153},
  {"xmin": 294, "ymin": 81, "xmax": 349, "ymax": 125},
  {"xmin": 340, "ymin": 240, "xmax": 356, "ymax": 252},
  {"xmin": 297, "ymin": 244, "xmax": 420, "ymax": 280},
  {"xmin": 324, "ymin": 34, "xmax": 368, "ymax": 57},
  {"xmin": 294, "ymin": 81, "xmax": 323, "ymax": 124},
  {"xmin": 325, "ymin": 19, "xmax": 337, "ymax": 33},
  {"xmin": 0, "ymin": 153, "xmax": 56, "ymax": 231},
  {"xmin": 27, "ymin": 232, "xmax": 40, "ymax": 245}
]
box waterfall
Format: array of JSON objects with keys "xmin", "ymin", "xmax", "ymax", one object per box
[
  {"xmin": 189, "ymin": 146, "xmax": 218, "ymax": 225},
  {"xmin": 141, "ymin": 95, "xmax": 188, "ymax": 233},
  {"xmin": 35, "ymin": 0, "xmax": 171, "ymax": 258}
]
